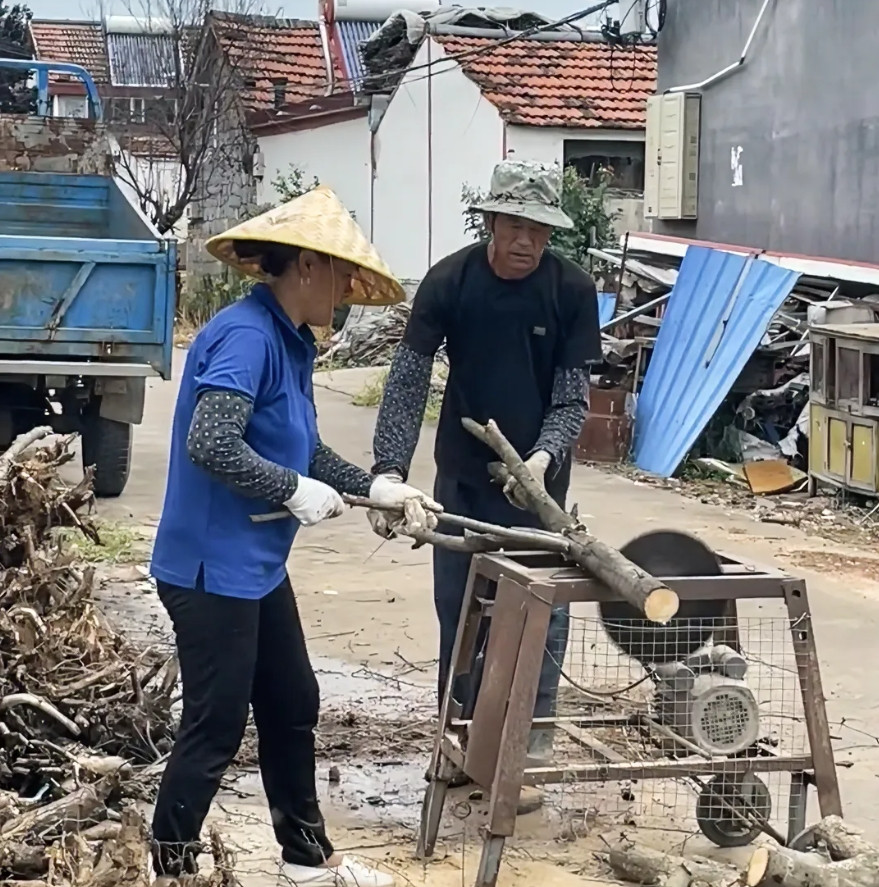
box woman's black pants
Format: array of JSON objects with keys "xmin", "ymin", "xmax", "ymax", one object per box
[{"xmin": 151, "ymin": 577, "xmax": 333, "ymax": 876}]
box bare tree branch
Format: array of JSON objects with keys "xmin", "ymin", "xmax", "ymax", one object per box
[{"xmin": 101, "ymin": 0, "xmax": 269, "ymax": 235}]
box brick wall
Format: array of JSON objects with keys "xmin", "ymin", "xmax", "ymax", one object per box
[{"xmin": 0, "ymin": 116, "xmax": 113, "ymax": 175}]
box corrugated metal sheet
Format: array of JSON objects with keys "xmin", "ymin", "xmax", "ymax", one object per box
[
  {"xmin": 107, "ymin": 33, "xmax": 178, "ymax": 87},
  {"xmin": 632, "ymin": 246, "xmax": 800, "ymax": 477},
  {"xmin": 336, "ymin": 20, "xmax": 376, "ymax": 90},
  {"xmin": 597, "ymin": 291, "xmax": 617, "ymax": 328}
]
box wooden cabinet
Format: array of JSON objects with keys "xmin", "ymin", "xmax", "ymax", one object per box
[{"xmin": 809, "ymin": 324, "xmax": 879, "ymax": 495}]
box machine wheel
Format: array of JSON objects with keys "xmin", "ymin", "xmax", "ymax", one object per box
[
  {"xmin": 695, "ymin": 773, "xmax": 772, "ymax": 848},
  {"xmin": 82, "ymin": 415, "xmax": 132, "ymax": 498}
]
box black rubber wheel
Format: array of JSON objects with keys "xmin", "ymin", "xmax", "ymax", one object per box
[
  {"xmin": 599, "ymin": 530, "xmax": 727, "ymax": 665},
  {"xmin": 695, "ymin": 773, "xmax": 772, "ymax": 848},
  {"xmin": 81, "ymin": 415, "xmax": 132, "ymax": 498}
]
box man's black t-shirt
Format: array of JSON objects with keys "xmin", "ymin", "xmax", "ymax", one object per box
[{"xmin": 402, "ymin": 243, "xmax": 602, "ymax": 495}]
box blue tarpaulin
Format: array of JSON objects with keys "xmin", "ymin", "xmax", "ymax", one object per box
[
  {"xmin": 632, "ymin": 246, "xmax": 800, "ymax": 477},
  {"xmin": 597, "ymin": 292, "xmax": 617, "ymax": 328}
]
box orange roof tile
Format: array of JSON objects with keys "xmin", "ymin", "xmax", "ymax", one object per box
[
  {"xmin": 434, "ymin": 35, "xmax": 656, "ymax": 129},
  {"xmin": 211, "ymin": 13, "xmax": 343, "ymax": 113},
  {"xmin": 29, "ymin": 20, "xmax": 110, "ymax": 83}
]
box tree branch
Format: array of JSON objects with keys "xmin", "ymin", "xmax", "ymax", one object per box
[{"xmin": 461, "ymin": 418, "xmax": 679, "ymax": 624}]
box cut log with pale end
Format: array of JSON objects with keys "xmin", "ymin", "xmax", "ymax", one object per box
[
  {"xmin": 608, "ymin": 843, "xmax": 740, "ymax": 886},
  {"xmin": 746, "ymin": 844, "xmax": 879, "ymax": 886},
  {"xmin": 464, "ymin": 417, "xmax": 680, "ymax": 625},
  {"xmin": 747, "ymin": 816, "xmax": 879, "ymax": 887}
]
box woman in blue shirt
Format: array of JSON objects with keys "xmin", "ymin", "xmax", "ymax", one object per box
[{"xmin": 150, "ymin": 189, "xmax": 437, "ymax": 887}]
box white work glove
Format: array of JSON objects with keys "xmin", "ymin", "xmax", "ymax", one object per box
[
  {"xmin": 284, "ymin": 476, "xmax": 345, "ymax": 526},
  {"xmin": 366, "ymin": 473, "xmax": 442, "ymax": 539},
  {"xmin": 503, "ymin": 451, "xmax": 552, "ymax": 510}
]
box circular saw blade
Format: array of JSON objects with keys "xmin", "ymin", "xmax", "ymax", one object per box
[{"xmin": 599, "ymin": 530, "xmax": 727, "ymax": 665}]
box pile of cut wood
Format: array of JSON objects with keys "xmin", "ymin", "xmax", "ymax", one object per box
[
  {"xmin": 0, "ymin": 429, "xmax": 233, "ymax": 886},
  {"xmin": 608, "ymin": 814, "xmax": 879, "ymax": 886}
]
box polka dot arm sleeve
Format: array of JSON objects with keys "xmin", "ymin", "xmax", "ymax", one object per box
[
  {"xmin": 309, "ymin": 439, "xmax": 373, "ymax": 497},
  {"xmin": 528, "ymin": 367, "xmax": 590, "ymax": 474},
  {"xmin": 371, "ymin": 344, "xmax": 434, "ymax": 481},
  {"xmin": 186, "ymin": 389, "xmax": 298, "ymax": 505}
]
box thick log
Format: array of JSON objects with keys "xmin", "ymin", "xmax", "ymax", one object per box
[
  {"xmin": 812, "ymin": 815, "xmax": 878, "ymax": 861},
  {"xmin": 747, "ymin": 815, "xmax": 879, "ymax": 886},
  {"xmin": 746, "ymin": 844, "xmax": 879, "ymax": 886},
  {"xmin": 463, "ymin": 418, "xmax": 680, "ymax": 624},
  {"xmin": 0, "ymin": 777, "xmax": 114, "ymax": 839},
  {"xmin": 608, "ymin": 843, "xmax": 739, "ymax": 886}
]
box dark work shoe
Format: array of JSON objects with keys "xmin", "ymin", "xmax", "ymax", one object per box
[{"xmin": 423, "ymin": 766, "xmax": 473, "ymax": 788}]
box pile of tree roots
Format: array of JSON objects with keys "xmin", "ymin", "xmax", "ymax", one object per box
[{"xmin": 0, "ymin": 428, "xmax": 233, "ymax": 885}]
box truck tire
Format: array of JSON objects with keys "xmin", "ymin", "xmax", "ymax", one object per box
[{"xmin": 82, "ymin": 416, "xmax": 132, "ymax": 498}]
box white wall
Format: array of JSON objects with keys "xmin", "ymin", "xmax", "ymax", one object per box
[
  {"xmin": 257, "ymin": 115, "xmax": 371, "ymax": 226},
  {"xmin": 371, "ymin": 38, "xmax": 504, "ymax": 281},
  {"xmin": 506, "ymin": 124, "xmax": 646, "ymax": 165}
]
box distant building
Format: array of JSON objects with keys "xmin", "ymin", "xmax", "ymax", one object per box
[
  {"xmin": 645, "ymin": 0, "xmax": 879, "ymax": 266},
  {"xmin": 29, "ymin": 16, "xmax": 185, "ymax": 238}
]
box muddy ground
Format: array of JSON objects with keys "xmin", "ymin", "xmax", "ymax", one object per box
[{"xmin": 60, "ymin": 354, "xmax": 879, "ymax": 886}]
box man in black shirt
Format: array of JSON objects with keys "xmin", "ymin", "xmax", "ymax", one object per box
[{"xmin": 371, "ymin": 159, "xmax": 602, "ymax": 786}]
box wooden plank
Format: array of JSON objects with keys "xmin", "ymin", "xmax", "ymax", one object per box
[
  {"xmin": 556, "ymin": 722, "xmax": 626, "ymax": 763},
  {"xmin": 465, "ymin": 578, "xmax": 528, "ymax": 788},
  {"xmin": 432, "ymin": 566, "xmax": 490, "ymax": 776},
  {"xmin": 486, "ymin": 582, "xmax": 555, "ymax": 835}
]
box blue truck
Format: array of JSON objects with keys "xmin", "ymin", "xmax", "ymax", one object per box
[{"xmin": 0, "ymin": 59, "xmax": 177, "ymax": 497}]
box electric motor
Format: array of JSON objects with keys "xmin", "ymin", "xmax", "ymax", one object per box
[{"xmin": 652, "ymin": 645, "xmax": 760, "ymax": 756}]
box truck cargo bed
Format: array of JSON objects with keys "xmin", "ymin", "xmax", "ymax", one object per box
[{"xmin": 0, "ymin": 171, "xmax": 176, "ymax": 378}]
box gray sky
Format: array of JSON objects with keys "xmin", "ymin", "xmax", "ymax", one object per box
[{"xmin": 29, "ymin": 0, "xmax": 587, "ymax": 21}]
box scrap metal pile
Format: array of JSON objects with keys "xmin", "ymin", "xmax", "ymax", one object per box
[
  {"xmin": 589, "ymin": 242, "xmax": 879, "ymax": 491},
  {"xmin": 0, "ymin": 429, "xmax": 232, "ymax": 886}
]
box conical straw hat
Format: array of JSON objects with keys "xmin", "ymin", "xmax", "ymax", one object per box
[{"xmin": 205, "ymin": 186, "xmax": 405, "ymax": 307}]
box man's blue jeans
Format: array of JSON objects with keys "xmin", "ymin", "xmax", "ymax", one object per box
[{"xmin": 431, "ymin": 474, "xmax": 570, "ymax": 733}]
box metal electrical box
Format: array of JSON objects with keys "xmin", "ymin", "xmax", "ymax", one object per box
[{"xmin": 644, "ymin": 92, "xmax": 701, "ymax": 220}]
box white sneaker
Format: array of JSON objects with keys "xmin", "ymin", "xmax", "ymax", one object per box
[{"xmin": 280, "ymin": 855, "xmax": 395, "ymax": 886}]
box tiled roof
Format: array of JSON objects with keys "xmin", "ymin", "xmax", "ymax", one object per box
[
  {"xmin": 211, "ymin": 14, "xmax": 342, "ymax": 112},
  {"xmin": 29, "ymin": 20, "xmax": 110, "ymax": 84},
  {"xmin": 434, "ymin": 35, "xmax": 656, "ymax": 129}
]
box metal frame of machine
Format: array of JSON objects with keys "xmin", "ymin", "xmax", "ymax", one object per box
[{"xmin": 417, "ymin": 551, "xmax": 841, "ymax": 887}]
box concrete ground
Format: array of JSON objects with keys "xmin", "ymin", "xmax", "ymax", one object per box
[{"xmin": 74, "ymin": 350, "xmax": 879, "ymax": 885}]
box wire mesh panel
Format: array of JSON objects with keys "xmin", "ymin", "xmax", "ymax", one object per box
[{"xmin": 535, "ymin": 609, "xmax": 808, "ymax": 845}]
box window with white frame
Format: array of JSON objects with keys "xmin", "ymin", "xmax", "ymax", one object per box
[
  {"xmin": 53, "ymin": 95, "xmax": 89, "ymax": 118},
  {"xmin": 107, "ymin": 95, "xmax": 176, "ymax": 126}
]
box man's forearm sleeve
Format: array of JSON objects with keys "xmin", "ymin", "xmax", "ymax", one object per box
[
  {"xmin": 529, "ymin": 367, "xmax": 590, "ymax": 473},
  {"xmin": 372, "ymin": 344, "xmax": 433, "ymax": 480}
]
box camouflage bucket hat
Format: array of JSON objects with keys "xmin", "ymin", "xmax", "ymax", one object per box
[{"xmin": 470, "ymin": 159, "xmax": 573, "ymax": 230}]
